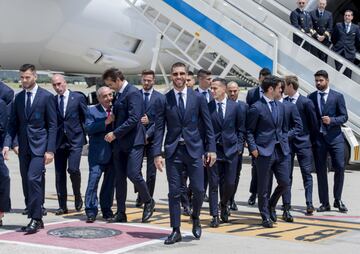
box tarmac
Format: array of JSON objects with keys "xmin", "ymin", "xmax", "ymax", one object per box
[{"xmin": 0, "ymin": 152, "xmax": 360, "ymax": 254}]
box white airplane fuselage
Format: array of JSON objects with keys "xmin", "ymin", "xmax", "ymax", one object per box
[{"xmin": 0, "ymin": 0, "xmax": 171, "ymax": 75}]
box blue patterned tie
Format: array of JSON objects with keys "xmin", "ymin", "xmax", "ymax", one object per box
[
  {"xmin": 319, "ymin": 92, "xmax": 326, "ymax": 115},
  {"xmin": 59, "ymin": 95, "xmax": 64, "ymax": 117},
  {"xmin": 26, "ymin": 92, "xmax": 32, "ymax": 118},
  {"xmin": 217, "ymin": 102, "xmax": 224, "ymax": 123},
  {"xmin": 269, "ymin": 101, "xmax": 277, "ymax": 123},
  {"xmin": 178, "ymin": 92, "xmax": 185, "ymax": 119},
  {"xmin": 202, "ymin": 91, "xmax": 208, "ymax": 102},
  {"xmin": 144, "ymin": 92, "xmax": 150, "ymax": 110}
]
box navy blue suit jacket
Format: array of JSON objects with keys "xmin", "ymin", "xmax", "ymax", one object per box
[
  {"xmin": 5, "ymin": 87, "xmax": 57, "ymax": 156},
  {"xmin": 286, "ymin": 95, "xmax": 318, "ymax": 149},
  {"xmin": 308, "ymin": 89, "xmax": 348, "ymax": 145},
  {"xmin": 310, "ymin": 9, "xmax": 333, "ymax": 44},
  {"xmin": 85, "ymin": 104, "xmax": 113, "ymax": 165},
  {"xmin": 55, "ymin": 91, "xmax": 87, "ymax": 149},
  {"xmin": 140, "ymin": 89, "xmax": 166, "ymax": 143},
  {"xmin": 0, "ymin": 99, "xmax": 7, "ymax": 148},
  {"xmin": 246, "ymin": 86, "xmax": 261, "ymax": 106},
  {"xmin": 246, "ymin": 98, "xmax": 297, "ymax": 157},
  {"xmin": 332, "ymin": 22, "xmax": 360, "ymax": 61},
  {"xmin": 112, "ymin": 83, "xmax": 146, "ymax": 152},
  {"xmin": 290, "ymin": 9, "xmax": 313, "ymax": 33},
  {"xmin": 0, "ymin": 81, "xmax": 14, "ymax": 105},
  {"xmin": 154, "ymin": 88, "xmax": 216, "ymax": 159},
  {"xmin": 282, "ymin": 100, "xmax": 303, "ymax": 144},
  {"xmin": 208, "ymin": 99, "xmax": 245, "ymax": 159}
]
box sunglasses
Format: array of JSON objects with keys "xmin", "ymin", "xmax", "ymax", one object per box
[{"xmin": 172, "ymin": 72, "xmax": 186, "ymax": 76}]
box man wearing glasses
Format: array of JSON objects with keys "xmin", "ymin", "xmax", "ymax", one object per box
[{"xmin": 154, "ymin": 62, "xmax": 216, "ymax": 244}]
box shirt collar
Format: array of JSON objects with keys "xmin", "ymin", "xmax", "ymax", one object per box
[
  {"xmin": 61, "ymin": 89, "xmax": 70, "ymax": 98},
  {"xmin": 197, "ymin": 87, "xmax": 210, "ymax": 94},
  {"xmin": 263, "ymin": 95, "xmax": 274, "ymax": 103},
  {"xmin": 215, "ymin": 96, "xmax": 227, "ymax": 105},
  {"xmin": 26, "ymin": 83, "xmax": 38, "ymax": 94},
  {"xmin": 101, "ymin": 104, "xmax": 111, "ymax": 112},
  {"xmin": 119, "ymin": 80, "xmax": 128, "ymax": 94},
  {"xmin": 142, "ymin": 87, "xmax": 153, "ymax": 95},
  {"xmin": 174, "ymin": 86, "xmax": 187, "ymax": 96},
  {"xmin": 291, "ymin": 91, "xmax": 300, "ymax": 101},
  {"xmin": 318, "ymin": 86, "xmax": 330, "ymax": 94}
]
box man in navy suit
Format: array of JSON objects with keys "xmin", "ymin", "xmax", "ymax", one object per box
[
  {"xmin": 103, "ymin": 68, "xmax": 155, "ymax": 223},
  {"xmin": 308, "ymin": 70, "xmax": 349, "ymax": 213},
  {"xmin": 195, "ymin": 69, "xmax": 213, "ymax": 202},
  {"xmin": 246, "ymin": 76, "xmax": 296, "ymax": 228},
  {"xmin": 246, "ymin": 67, "xmax": 271, "ymax": 206},
  {"xmin": 226, "ymin": 81, "xmax": 248, "ymax": 211},
  {"xmin": 310, "ymin": 0, "xmax": 333, "ymax": 62},
  {"xmin": 186, "ymin": 71, "xmax": 196, "ymax": 89},
  {"xmin": 84, "ymin": 87, "xmax": 115, "ymax": 222},
  {"xmin": 52, "ymin": 74, "xmax": 87, "ymax": 215},
  {"xmin": 0, "ymin": 98, "xmax": 10, "ymax": 226},
  {"xmin": 135, "ymin": 70, "xmax": 165, "ymax": 208},
  {"xmin": 206, "ymin": 78, "xmax": 245, "ymax": 227},
  {"xmin": 290, "ymin": 0, "xmax": 315, "ymax": 48},
  {"xmin": 0, "ymin": 81, "xmax": 14, "ymax": 106},
  {"xmin": 3, "ymin": 64, "xmax": 57, "ymax": 234},
  {"xmin": 283, "ymin": 76, "xmax": 317, "ymax": 216},
  {"xmin": 154, "ymin": 62, "xmax": 216, "ymax": 244},
  {"xmin": 332, "ymin": 10, "xmax": 360, "ymax": 78}
]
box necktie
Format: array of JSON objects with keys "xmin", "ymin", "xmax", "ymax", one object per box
[
  {"xmin": 319, "ymin": 92, "xmax": 326, "ymax": 115},
  {"xmin": 217, "ymin": 102, "xmax": 224, "ymax": 123},
  {"xmin": 26, "ymin": 91, "xmax": 32, "ymax": 118},
  {"xmin": 59, "ymin": 95, "xmax": 64, "ymax": 117},
  {"xmin": 202, "ymin": 91, "xmax": 208, "ymax": 102},
  {"xmin": 289, "ymin": 97, "xmax": 295, "ymax": 103},
  {"xmin": 144, "ymin": 92, "xmax": 150, "ymax": 110},
  {"xmin": 269, "ymin": 101, "xmax": 277, "ymax": 123},
  {"xmin": 345, "ymin": 24, "xmax": 350, "ymax": 33},
  {"xmin": 178, "ymin": 92, "xmax": 185, "ymax": 119},
  {"xmin": 319, "ymin": 12, "xmax": 323, "ymax": 18},
  {"xmin": 106, "ymin": 108, "xmax": 111, "ymax": 117}
]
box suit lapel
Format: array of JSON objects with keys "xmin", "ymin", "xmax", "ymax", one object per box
[
  {"xmin": 323, "ymin": 89, "xmax": 333, "ymax": 115},
  {"xmin": 169, "ymin": 90, "xmax": 182, "ymax": 121},
  {"xmin": 18, "ymin": 90, "xmax": 26, "ymax": 119},
  {"xmin": 183, "ymin": 89, "xmax": 192, "ymax": 121},
  {"xmin": 261, "ymin": 97, "xmax": 275, "ymax": 126},
  {"xmin": 65, "ymin": 91, "xmax": 74, "ymax": 118},
  {"xmin": 29, "ymin": 88, "xmax": 41, "ymax": 118},
  {"xmin": 223, "ymin": 99, "xmax": 231, "ymax": 126}
]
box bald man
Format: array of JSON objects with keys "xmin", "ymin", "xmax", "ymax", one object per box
[{"xmin": 52, "ymin": 74, "xmax": 88, "ymax": 215}]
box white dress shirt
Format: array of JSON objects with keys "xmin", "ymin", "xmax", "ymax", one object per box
[
  {"xmin": 174, "ymin": 86, "xmax": 187, "ymax": 109},
  {"xmin": 25, "ymin": 84, "xmax": 39, "ymax": 106},
  {"xmin": 215, "ymin": 97, "xmax": 227, "ymax": 119},
  {"xmin": 197, "ymin": 87, "xmax": 211, "ymax": 103},
  {"xmin": 57, "ymin": 89, "xmax": 70, "ymax": 116}
]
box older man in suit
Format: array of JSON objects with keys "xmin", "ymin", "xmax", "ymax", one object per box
[
  {"xmin": 52, "ymin": 74, "xmax": 87, "ymax": 215},
  {"xmin": 206, "ymin": 78, "xmax": 245, "ymax": 227},
  {"xmin": 246, "ymin": 67, "xmax": 271, "ymax": 206},
  {"xmin": 246, "ymin": 76, "xmax": 299, "ymax": 228},
  {"xmin": 84, "ymin": 86, "xmax": 115, "ymax": 222},
  {"xmin": 103, "ymin": 68, "xmax": 155, "ymax": 223},
  {"xmin": 3, "ymin": 64, "xmax": 57, "ymax": 234},
  {"xmin": 308, "ymin": 70, "xmax": 349, "ymax": 213},
  {"xmin": 332, "ymin": 10, "xmax": 360, "ymax": 78},
  {"xmin": 154, "ymin": 62, "xmax": 216, "ymax": 244},
  {"xmin": 310, "ymin": 0, "xmax": 333, "ymax": 62},
  {"xmin": 135, "ymin": 70, "xmax": 165, "ymax": 207}
]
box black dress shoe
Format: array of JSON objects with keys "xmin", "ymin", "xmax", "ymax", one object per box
[
  {"xmin": 306, "ymin": 203, "xmax": 315, "ymax": 215},
  {"xmin": 248, "ymin": 193, "xmax": 256, "ymax": 206},
  {"xmin": 262, "ymin": 219, "xmax": 273, "ymax": 228},
  {"xmin": 209, "ymin": 216, "xmax": 220, "ymax": 228},
  {"xmin": 75, "ymin": 196, "xmax": 83, "ymax": 211},
  {"xmin": 135, "ymin": 197, "xmax": 143, "ymax": 208},
  {"xmin": 0, "ymin": 219, "xmax": 2, "ymax": 227},
  {"xmin": 55, "ymin": 208, "xmax": 68, "ymax": 216},
  {"xmin": 270, "ymin": 207, "xmax": 277, "ymax": 223},
  {"xmin": 317, "ymin": 203, "xmax": 331, "ymax": 212},
  {"xmin": 42, "ymin": 207, "xmax": 47, "ymax": 216},
  {"xmin": 282, "ymin": 210, "xmax": 294, "ymax": 222},
  {"xmin": 192, "ymin": 217, "xmax": 202, "ymax": 239},
  {"xmin": 110, "ymin": 212, "xmax": 127, "ymax": 223},
  {"xmin": 164, "ymin": 230, "xmax": 182, "ymax": 245},
  {"xmin": 229, "ymin": 200, "xmax": 238, "ymax": 211},
  {"xmin": 182, "ymin": 207, "xmax": 192, "ymax": 217},
  {"xmin": 334, "ymin": 200, "xmax": 348, "ymax": 213},
  {"xmin": 86, "ymin": 216, "xmax": 96, "ymax": 223},
  {"xmin": 22, "ymin": 208, "xmax": 28, "ymax": 215},
  {"xmin": 25, "ymin": 219, "xmax": 44, "ymax": 234},
  {"xmin": 142, "ymin": 199, "xmax": 155, "ymax": 222},
  {"xmin": 220, "ymin": 203, "xmax": 230, "ymax": 223}
]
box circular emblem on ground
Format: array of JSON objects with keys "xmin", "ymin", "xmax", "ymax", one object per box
[{"xmin": 47, "ymin": 227, "xmax": 122, "ymax": 239}]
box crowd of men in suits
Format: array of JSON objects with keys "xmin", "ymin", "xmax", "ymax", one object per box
[
  {"xmin": 0, "ymin": 62, "xmax": 349, "ymax": 245},
  {"xmin": 290, "ymin": 0, "xmax": 360, "ymax": 78}
]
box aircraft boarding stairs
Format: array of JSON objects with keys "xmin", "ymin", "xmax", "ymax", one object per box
[{"xmin": 125, "ymin": 0, "xmax": 360, "ymax": 164}]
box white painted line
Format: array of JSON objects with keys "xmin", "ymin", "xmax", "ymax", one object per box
[{"xmin": 103, "ymin": 239, "xmax": 163, "ymax": 254}]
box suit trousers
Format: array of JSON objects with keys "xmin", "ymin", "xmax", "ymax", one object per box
[
  {"xmin": 208, "ymin": 148, "xmax": 238, "ymax": 216},
  {"xmin": 314, "ymin": 135, "xmax": 345, "ymax": 205},
  {"xmin": 85, "ymin": 162, "xmax": 115, "ymax": 218},
  {"xmin": 54, "ymin": 146, "xmax": 83, "ymax": 209},
  {"xmin": 114, "ymin": 145, "xmax": 151, "ymax": 213},
  {"xmin": 230, "ymin": 153, "xmax": 243, "ymax": 202},
  {"xmin": 18, "ymin": 153, "xmax": 45, "ymax": 220},
  {"xmin": 165, "ymin": 144, "xmax": 204, "ymax": 228},
  {"xmin": 0, "ymin": 153, "xmax": 11, "ymax": 212},
  {"xmin": 249, "ymin": 156, "xmax": 257, "ymax": 194},
  {"xmin": 256, "ymin": 145, "xmax": 290, "ymax": 220},
  {"xmin": 143, "ymin": 143, "xmax": 157, "ymax": 198},
  {"xmin": 282, "ymin": 147, "xmax": 313, "ymax": 205}
]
